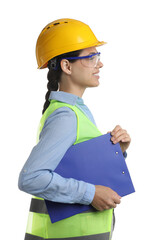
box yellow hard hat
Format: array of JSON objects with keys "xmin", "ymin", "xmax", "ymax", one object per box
[{"xmin": 36, "ymin": 18, "xmax": 106, "ymax": 69}]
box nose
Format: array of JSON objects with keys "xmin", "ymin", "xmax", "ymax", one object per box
[
  {"xmin": 99, "ymin": 61, "xmax": 103, "ymax": 68},
  {"xmin": 96, "ymin": 60, "xmax": 103, "ymax": 69}
]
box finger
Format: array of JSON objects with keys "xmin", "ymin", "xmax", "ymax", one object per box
[
  {"xmin": 111, "ymin": 129, "xmax": 127, "ymax": 141},
  {"xmin": 104, "ymin": 205, "xmax": 111, "ymax": 210},
  {"xmin": 112, "ymin": 133, "xmax": 129, "ymax": 144},
  {"xmin": 109, "ymin": 202, "xmax": 117, "ymax": 208},
  {"xmin": 111, "ymin": 132, "xmax": 128, "ymax": 144},
  {"xmin": 121, "ymin": 136, "xmax": 131, "ymax": 142},
  {"xmin": 113, "ymin": 193, "xmax": 121, "ymax": 202},
  {"xmin": 111, "ymin": 125, "xmax": 122, "ymax": 135},
  {"xmin": 113, "ymin": 203, "xmax": 117, "ymax": 208},
  {"xmin": 114, "ymin": 129, "xmax": 127, "ymax": 138},
  {"xmin": 105, "ymin": 202, "xmax": 117, "ymax": 209},
  {"xmin": 114, "ymin": 198, "xmax": 121, "ymax": 204},
  {"xmin": 117, "ymin": 133, "xmax": 131, "ymax": 144}
]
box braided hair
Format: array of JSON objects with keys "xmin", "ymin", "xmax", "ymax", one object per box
[{"xmin": 42, "ymin": 50, "xmax": 82, "ymax": 114}]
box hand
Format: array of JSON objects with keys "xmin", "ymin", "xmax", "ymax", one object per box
[
  {"xmin": 91, "ymin": 185, "xmax": 121, "ymax": 211},
  {"xmin": 108, "ymin": 125, "xmax": 131, "ymax": 153}
]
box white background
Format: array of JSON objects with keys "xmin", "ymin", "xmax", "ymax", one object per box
[{"xmin": 1, "ymin": 0, "xmax": 154, "ymax": 239}]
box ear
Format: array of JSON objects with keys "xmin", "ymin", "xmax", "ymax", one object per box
[{"xmin": 60, "ymin": 59, "xmax": 72, "ymax": 75}]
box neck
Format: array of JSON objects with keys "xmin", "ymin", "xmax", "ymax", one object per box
[{"xmin": 59, "ymin": 83, "xmax": 85, "ymax": 98}]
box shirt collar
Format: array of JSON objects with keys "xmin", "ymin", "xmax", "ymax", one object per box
[{"xmin": 49, "ymin": 91, "xmax": 84, "ymax": 106}]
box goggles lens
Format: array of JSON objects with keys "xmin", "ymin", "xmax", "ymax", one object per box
[
  {"xmin": 81, "ymin": 52, "xmax": 101, "ymax": 68},
  {"xmin": 61, "ymin": 52, "xmax": 101, "ymax": 68}
]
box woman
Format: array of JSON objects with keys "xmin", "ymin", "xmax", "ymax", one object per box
[{"xmin": 18, "ymin": 18, "xmax": 131, "ymax": 240}]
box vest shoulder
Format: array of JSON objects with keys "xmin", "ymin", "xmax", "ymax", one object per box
[{"xmin": 44, "ymin": 106, "xmax": 77, "ymax": 123}]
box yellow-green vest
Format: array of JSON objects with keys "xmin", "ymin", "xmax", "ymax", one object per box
[{"xmin": 25, "ymin": 100, "xmax": 113, "ymax": 240}]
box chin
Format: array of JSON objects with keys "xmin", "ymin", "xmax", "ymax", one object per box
[
  {"xmin": 89, "ymin": 82, "xmax": 100, "ymax": 88},
  {"xmin": 92, "ymin": 76, "xmax": 100, "ymax": 86},
  {"xmin": 93, "ymin": 80, "xmax": 100, "ymax": 87}
]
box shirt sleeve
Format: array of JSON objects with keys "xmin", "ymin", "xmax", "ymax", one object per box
[{"xmin": 18, "ymin": 107, "xmax": 95, "ymax": 205}]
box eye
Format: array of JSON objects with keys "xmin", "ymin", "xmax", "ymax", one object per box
[{"xmin": 89, "ymin": 55, "xmax": 95, "ymax": 60}]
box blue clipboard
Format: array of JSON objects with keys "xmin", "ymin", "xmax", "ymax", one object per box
[{"xmin": 45, "ymin": 133, "xmax": 135, "ymax": 223}]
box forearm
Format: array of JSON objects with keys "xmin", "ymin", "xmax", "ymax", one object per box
[{"xmin": 18, "ymin": 170, "xmax": 95, "ymax": 204}]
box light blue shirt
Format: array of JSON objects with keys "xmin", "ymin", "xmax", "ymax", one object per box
[{"xmin": 18, "ymin": 91, "xmax": 96, "ymax": 205}]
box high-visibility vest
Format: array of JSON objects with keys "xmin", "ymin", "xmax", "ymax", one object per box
[{"xmin": 25, "ymin": 100, "xmax": 113, "ymax": 240}]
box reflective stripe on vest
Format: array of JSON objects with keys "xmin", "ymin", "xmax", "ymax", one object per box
[
  {"xmin": 25, "ymin": 100, "xmax": 113, "ymax": 240},
  {"xmin": 25, "ymin": 232, "xmax": 110, "ymax": 240},
  {"xmin": 30, "ymin": 198, "xmax": 97, "ymax": 215}
]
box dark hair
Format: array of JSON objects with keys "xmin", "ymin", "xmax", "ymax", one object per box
[{"xmin": 42, "ymin": 50, "xmax": 82, "ymax": 114}]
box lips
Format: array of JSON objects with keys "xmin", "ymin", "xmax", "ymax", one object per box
[{"xmin": 93, "ymin": 72, "xmax": 100, "ymax": 77}]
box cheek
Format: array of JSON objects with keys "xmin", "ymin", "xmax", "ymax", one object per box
[
  {"xmin": 78, "ymin": 68, "xmax": 92, "ymax": 78},
  {"xmin": 80, "ymin": 71, "xmax": 92, "ymax": 83},
  {"xmin": 72, "ymin": 68, "xmax": 89, "ymax": 82},
  {"xmin": 71, "ymin": 63, "xmax": 93, "ymax": 84}
]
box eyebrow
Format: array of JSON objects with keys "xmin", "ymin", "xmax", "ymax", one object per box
[{"xmin": 87, "ymin": 51, "xmax": 98, "ymax": 56}]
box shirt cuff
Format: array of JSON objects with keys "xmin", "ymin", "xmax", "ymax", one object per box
[
  {"xmin": 123, "ymin": 151, "xmax": 127, "ymax": 158},
  {"xmin": 80, "ymin": 183, "xmax": 95, "ymax": 205}
]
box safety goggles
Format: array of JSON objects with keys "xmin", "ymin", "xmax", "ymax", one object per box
[{"xmin": 62, "ymin": 52, "xmax": 101, "ymax": 68}]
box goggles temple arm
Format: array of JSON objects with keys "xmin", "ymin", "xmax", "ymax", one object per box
[{"xmin": 61, "ymin": 52, "xmax": 101, "ymax": 60}]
